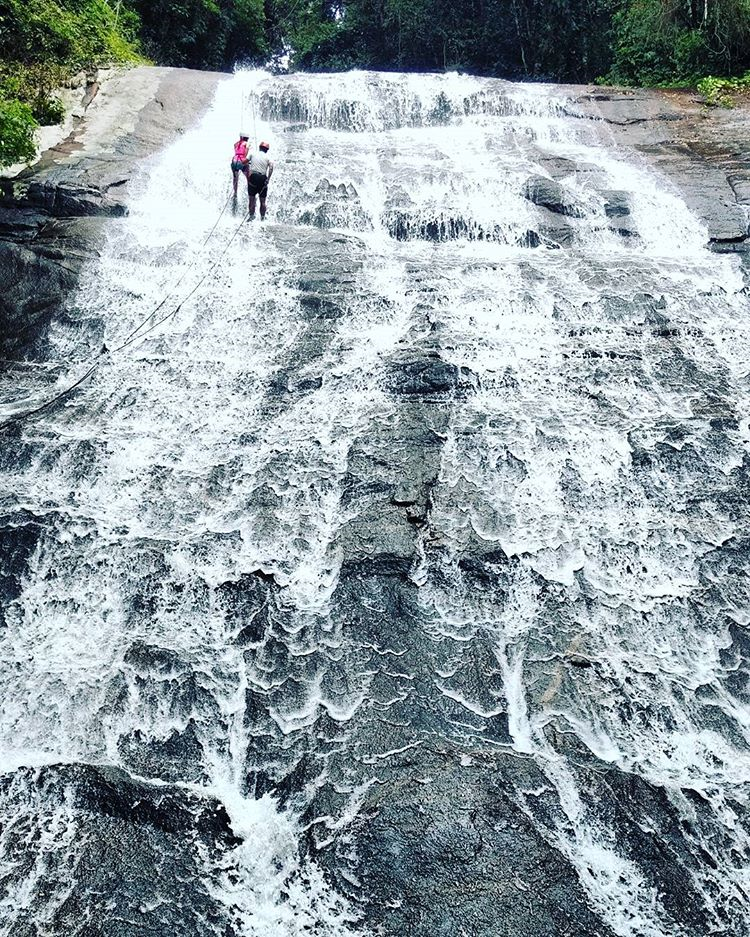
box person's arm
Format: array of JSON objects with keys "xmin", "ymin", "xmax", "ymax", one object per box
[{"xmin": 267, "ymin": 160, "xmax": 274, "ymax": 181}]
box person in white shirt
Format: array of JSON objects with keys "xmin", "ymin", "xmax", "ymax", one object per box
[{"xmin": 247, "ymin": 141, "xmax": 274, "ymax": 220}]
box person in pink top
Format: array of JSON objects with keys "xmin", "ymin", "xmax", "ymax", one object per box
[{"xmin": 231, "ymin": 133, "xmax": 251, "ymax": 200}]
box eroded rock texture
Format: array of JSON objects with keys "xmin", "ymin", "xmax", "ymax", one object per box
[{"xmin": 0, "ymin": 70, "xmax": 748, "ymax": 937}]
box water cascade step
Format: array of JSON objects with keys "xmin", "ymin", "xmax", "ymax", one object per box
[{"xmin": 0, "ymin": 69, "xmax": 748, "ymax": 937}]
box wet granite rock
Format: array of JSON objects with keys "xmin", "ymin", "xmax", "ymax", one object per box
[
  {"xmin": 571, "ymin": 87, "xmax": 750, "ymax": 251},
  {"xmin": 536, "ymin": 723, "xmax": 747, "ymax": 937},
  {"xmin": 0, "ymin": 67, "xmax": 224, "ymax": 355},
  {"xmin": 0, "ymin": 511, "xmax": 42, "ymax": 625},
  {"xmin": 310, "ymin": 746, "xmax": 617, "ymax": 937},
  {"xmin": 383, "ymin": 208, "xmax": 504, "ymax": 242},
  {"xmin": 117, "ymin": 720, "xmax": 207, "ymax": 785},
  {"xmin": 0, "ymin": 763, "xmax": 237, "ymax": 937},
  {"xmin": 583, "ymin": 770, "xmax": 738, "ymax": 936},
  {"xmin": 0, "ymin": 178, "xmax": 128, "ymax": 218},
  {"xmin": 0, "ymin": 217, "xmax": 109, "ymax": 349},
  {"xmin": 298, "ymin": 179, "xmax": 371, "ymax": 231},
  {"xmin": 527, "ymin": 204, "xmax": 577, "ymax": 247},
  {"xmin": 721, "ymin": 619, "xmax": 750, "ymax": 704},
  {"xmin": 298, "ymin": 293, "xmax": 346, "ymax": 319},
  {"xmin": 386, "ymin": 351, "xmax": 473, "ymax": 396},
  {"xmin": 257, "ymin": 227, "xmax": 364, "ymax": 414},
  {"xmin": 601, "ymin": 189, "xmax": 631, "ymax": 217},
  {"xmin": 522, "ymin": 175, "xmax": 586, "ymax": 218},
  {"xmin": 218, "ymin": 570, "xmax": 279, "ymax": 646},
  {"xmin": 519, "ymin": 229, "xmax": 541, "ymax": 247}
]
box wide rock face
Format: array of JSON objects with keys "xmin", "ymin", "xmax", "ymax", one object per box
[
  {"xmin": 0, "ymin": 763, "xmax": 238, "ymax": 936},
  {"xmin": 0, "ymin": 69, "xmax": 749, "ymax": 937},
  {"xmin": 0, "ymin": 67, "xmax": 225, "ymax": 355},
  {"xmin": 567, "ymin": 87, "xmax": 750, "ymax": 250}
]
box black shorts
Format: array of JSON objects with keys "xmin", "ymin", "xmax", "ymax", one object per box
[
  {"xmin": 231, "ymin": 160, "xmax": 249, "ymax": 173},
  {"xmin": 249, "ymin": 171, "xmax": 268, "ymax": 198}
]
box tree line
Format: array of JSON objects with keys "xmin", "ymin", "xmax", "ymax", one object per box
[
  {"xmin": 115, "ymin": 0, "xmax": 750, "ymax": 84},
  {"xmin": 1, "ymin": 0, "xmax": 749, "ymax": 166},
  {"xmin": 278, "ymin": 0, "xmax": 750, "ymax": 84}
]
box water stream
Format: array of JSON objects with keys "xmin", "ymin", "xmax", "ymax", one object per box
[{"xmin": 0, "ymin": 70, "xmax": 748, "ymax": 936}]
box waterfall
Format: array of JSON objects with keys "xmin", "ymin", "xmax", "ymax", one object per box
[{"xmin": 0, "ymin": 69, "xmax": 748, "ymax": 937}]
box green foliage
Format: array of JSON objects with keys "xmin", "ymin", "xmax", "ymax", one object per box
[
  {"xmin": 227, "ymin": 0, "xmax": 268, "ymax": 62},
  {"xmin": 0, "ymin": 0, "xmax": 143, "ymax": 166},
  {"xmin": 697, "ymin": 70, "xmax": 750, "ymax": 105},
  {"xmin": 0, "ymin": 0, "xmax": 142, "ymax": 70},
  {"xmin": 508, "ymin": 0, "xmax": 620, "ymax": 80},
  {"xmin": 0, "ymin": 96, "xmax": 38, "ymax": 168},
  {"xmin": 32, "ymin": 92, "xmax": 66, "ymax": 125},
  {"xmin": 262, "ymin": 0, "xmax": 750, "ymax": 86},
  {"xmin": 128, "ymin": 0, "xmax": 267, "ymax": 69},
  {"xmin": 1, "ymin": 61, "xmax": 72, "ymax": 124},
  {"xmin": 606, "ymin": 0, "xmax": 750, "ymax": 85},
  {"xmin": 268, "ymin": 0, "xmax": 618, "ymax": 80}
]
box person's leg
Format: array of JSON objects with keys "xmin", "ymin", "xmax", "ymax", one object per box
[
  {"xmin": 249, "ymin": 194, "xmax": 256, "ymax": 217},
  {"xmin": 259, "ymin": 181, "xmax": 269, "ymax": 220},
  {"xmin": 232, "ymin": 168, "xmax": 239, "ymax": 196}
]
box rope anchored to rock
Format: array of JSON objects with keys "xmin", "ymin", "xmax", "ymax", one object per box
[{"xmin": 0, "ymin": 194, "xmax": 248, "ymax": 434}]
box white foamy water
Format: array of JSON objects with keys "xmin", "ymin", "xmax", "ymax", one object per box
[{"xmin": 0, "ymin": 69, "xmax": 748, "ymax": 936}]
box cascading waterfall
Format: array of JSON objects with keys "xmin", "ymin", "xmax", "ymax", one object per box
[{"xmin": 0, "ymin": 69, "xmax": 748, "ymax": 937}]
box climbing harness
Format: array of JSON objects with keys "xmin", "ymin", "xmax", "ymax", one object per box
[
  {"xmin": 0, "ymin": 195, "xmax": 249, "ymax": 433},
  {"xmin": 234, "ymin": 137, "xmax": 249, "ymax": 162}
]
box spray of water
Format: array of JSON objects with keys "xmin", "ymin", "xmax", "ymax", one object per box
[{"xmin": 0, "ymin": 69, "xmax": 748, "ymax": 936}]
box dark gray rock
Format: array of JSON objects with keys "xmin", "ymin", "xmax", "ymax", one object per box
[
  {"xmin": 0, "ymin": 67, "xmax": 225, "ymax": 356},
  {"xmin": 118, "ymin": 721, "xmax": 207, "ymax": 784},
  {"xmin": 568, "ymin": 87, "xmax": 750, "ymax": 249},
  {"xmin": 298, "ymin": 179, "xmax": 371, "ymax": 231},
  {"xmin": 528, "ymin": 204, "xmax": 578, "ymax": 247},
  {"xmin": 383, "ymin": 207, "xmax": 504, "ymax": 242},
  {"xmin": 298, "ymin": 293, "xmax": 346, "ymax": 319},
  {"xmin": 0, "ymin": 763, "xmax": 237, "ymax": 937},
  {"xmin": 522, "ymin": 175, "xmax": 585, "ymax": 218},
  {"xmin": 253, "ymin": 227, "xmax": 365, "ymax": 416},
  {"xmin": 0, "ymin": 216, "xmax": 109, "ymax": 350},
  {"xmin": 0, "ymin": 178, "xmax": 128, "ymax": 217},
  {"xmin": 601, "ymin": 189, "xmax": 631, "ymax": 217},
  {"xmin": 312, "ymin": 747, "xmax": 617, "ymax": 937},
  {"xmin": 707, "ymin": 238, "xmax": 750, "ymax": 254},
  {"xmin": 386, "ymin": 351, "xmax": 476, "ymax": 397},
  {"xmin": 0, "ymin": 511, "xmax": 42, "ymax": 625}
]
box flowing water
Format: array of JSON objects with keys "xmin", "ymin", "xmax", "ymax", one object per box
[{"xmin": 0, "ymin": 70, "xmax": 749, "ymax": 936}]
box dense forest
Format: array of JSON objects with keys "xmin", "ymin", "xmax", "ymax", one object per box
[{"xmin": 1, "ymin": 0, "xmax": 750, "ymax": 165}]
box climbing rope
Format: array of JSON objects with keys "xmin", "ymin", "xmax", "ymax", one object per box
[
  {"xmin": 251, "ymin": 91, "xmax": 258, "ymax": 144},
  {"xmin": 111, "ymin": 208, "xmax": 249, "ymax": 352},
  {"xmin": 114, "ymin": 189, "xmax": 234, "ymax": 350},
  {"xmin": 240, "ymin": 86, "xmax": 259, "ymax": 143},
  {"xmin": 0, "ymin": 199, "xmax": 249, "ymax": 433}
]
